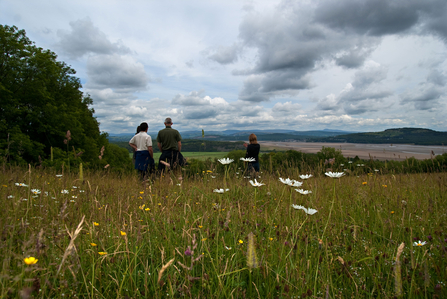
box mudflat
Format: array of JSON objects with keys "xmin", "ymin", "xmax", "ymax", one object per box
[{"xmin": 259, "ymin": 141, "xmax": 447, "ymax": 161}]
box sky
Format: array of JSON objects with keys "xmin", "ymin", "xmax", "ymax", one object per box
[{"xmin": 2, "ymin": 0, "xmax": 447, "ymax": 133}]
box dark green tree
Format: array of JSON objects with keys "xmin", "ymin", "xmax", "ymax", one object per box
[{"xmin": 0, "ymin": 25, "xmax": 111, "ymax": 166}]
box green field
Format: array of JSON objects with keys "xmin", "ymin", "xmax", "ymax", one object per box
[
  {"xmin": 130, "ymin": 151, "xmax": 228, "ymax": 161},
  {"xmin": 1, "ymin": 165, "xmax": 446, "ymax": 298}
]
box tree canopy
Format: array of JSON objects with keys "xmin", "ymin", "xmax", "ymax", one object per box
[{"xmin": 0, "ymin": 25, "xmax": 129, "ymax": 169}]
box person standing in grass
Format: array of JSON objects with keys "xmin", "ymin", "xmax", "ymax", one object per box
[
  {"xmin": 244, "ymin": 133, "xmax": 260, "ymax": 173},
  {"xmin": 157, "ymin": 118, "xmax": 185, "ymax": 172},
  {"xmin": 129, "ymin": 122, "xmax": 154, "ymax": 180}
]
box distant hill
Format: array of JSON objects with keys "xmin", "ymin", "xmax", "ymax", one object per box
[
  {"xmin": 310, "ymin": 128, "xmax": 447, "ymax": 145},
  {"xmin": 107, "ymin": 129, "xmax": 356, "ymax": 142}
]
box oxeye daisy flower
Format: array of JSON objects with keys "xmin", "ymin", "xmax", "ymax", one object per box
[
  {"xmin": 218, "ymin": 158, "xmax": 234, "ymax": 164},
  {"xmin": 56, "ymin": 174, "xmax": 63, "ymax": 177},
  {"xmin": 295, "ymin": 189, "xmax": 312, "ymax": 195},
  {"xmin": 61, "ymin": 190, "xmax": 69, "ymax": 194},
  {"xmin": 15, "ymin": 183, "xmax": 28, "ymax": 187},
  {"xmin": 31, "ymin": 189, "xmax": 41, "ymax": 195},
  {"xmin": 325, "ymin": 171, "xmax": 345, "ymax": 178},
  {"xmin": 292, "ymin": 204, "xmax": 318, "ymax": 215},
  {"xmin": 23, "ymin": 257, "xmax": 38, "ymax": 265},
  {"xmin": 413, "ymin": 240, "xmax": 427, "ymax": 247},
  {"xmin": 213, "ymin": 188, "xmax": 230, "ymax": 193},
  {"xmin": 299, "ymin": 174, "xmax": 313, "ymax": 180},
  {"xmin": 240, "ymin": 157, "xmax": 256, "ymax": 162},
  {"xmin": 249, "ymin": 179, "xmax": 265, "ymax": 187}
]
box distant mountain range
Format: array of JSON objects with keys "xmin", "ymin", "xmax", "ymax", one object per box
[{"xmin": 108, "ymin": 128, "xmax": 447, "ymax": 145}]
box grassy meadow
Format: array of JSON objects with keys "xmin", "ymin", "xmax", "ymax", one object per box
[{"xmin": 1, "ymin": 162, "xmax": 446, "ymax": 298}]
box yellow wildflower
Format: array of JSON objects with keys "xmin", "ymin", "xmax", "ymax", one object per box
[
  {"xmin": 145, "ymin": 208, "xmax": 150, "ymax": 211},
  {"xmin": 198, "ymin": 225, "xmax": 203, "ymax": 228},
  {"xmin": 362, "ymin": 182, "xmax": 367, "ymax": 185},
  {"xmin": 98, "ymin": 252, "xmax": 107, "ymax": 255},
  {"xmin": 24, "ymin": 257, "xmax": 38, "ymax": 265},
  {"xmin": 93, "ymin": 222, "xmax": 99, "ymax": 226},
  {"xmin": 140, "ymin": 191, "xmax": 144, "ymax": 194},
  {"xmin": 120, "ymin": 231, "xmax": 127, "ymax": 236},
  {"xmin": 202, "ymin": 238, "xmax": 207, "ymax": 242},
  {"xmin": 238, "ymin": 240, "xmax": 243, "ymax": 244},
  {"xmin": 91, "ymin": 243, "xmax": 97, "ymax": 246}
]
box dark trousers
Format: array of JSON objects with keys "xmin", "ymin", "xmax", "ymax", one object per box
[{"xmin": 158, "ymin": 150, "xmax": 185, "ymax": 172}]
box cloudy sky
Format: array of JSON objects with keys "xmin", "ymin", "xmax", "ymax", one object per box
[{"xmin": 2, "ymin": 0, "xmax": 447, "ymax": 133}]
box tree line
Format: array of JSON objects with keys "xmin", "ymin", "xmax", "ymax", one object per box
[{"xmin": 0, "ymin": 25, "xmax": 131, "ymax": 171}]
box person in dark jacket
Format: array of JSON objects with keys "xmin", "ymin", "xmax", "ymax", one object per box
[{"xmin": 244, "ymin": 133, "xmax": 260, "ymax": 173}]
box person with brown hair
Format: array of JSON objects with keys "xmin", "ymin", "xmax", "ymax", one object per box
[
  {"xmin": 244, "ymin": 133, "xmax": 260, "ymax": 172},
  {"xmin": 129, "ymin": 122, "xmax": 154, "ymax": 180}
]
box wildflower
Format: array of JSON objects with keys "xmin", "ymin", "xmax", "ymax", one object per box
[
  {"xmin": 325, "ymin": 171, "xmax": 345, "ymax": 178},
  {"xmin": 56, "ymin": 174, "xmax": 63, "ymax": 177},
  {"xmin": 391, "ymin": 211, "xmax": 395, "ymax": 214},
  {"xmin": 225, "ymin": 246, "xmax": 232, "ymax": 250},
  {"xmin": 299, "ymin": 174, "xmax": 313, "ymax": 180},
  {"xmin": 374, "ymin": 169, "xmax": 380, "ymax": 172},
  {"xmin": 206, "ymin": 170, "xmax": 213, "ymax": 173},
  {"xmin": 7, "ymin": 195, "xmax": 14, "ymax": 199},
  {"xmin": 94, "ymin": 222, "xmax": 99, "ymax": 226},
  {"xmin": 238, "ymin": 240, "xmax": 243, "ymax": 244},
  {"xmin": 145, "ymin": 208, "xmax": 150, "ymax": 211},
  {"xmin": 120, "ymin": 231, "xmax": 127, "ymax": 236},
  {"xmin": 2, "ymin": 185, "xmax": 7, "ymax": 187},
  {"xmin": 61, "ymin": 190, "xmax": 69, "ymax": 194},
  {"xmin": 213, "ymin": 188, "xmax": 229, "ymax": 193},
  {"xmin": 15, "ymin": 183, "xmax": 28, "ymax": 187},
  {"xmin": 362, "ymin": 182, "xmax": 367, "ymax": 185},
  {"xmin": 348, "ymin": 161, "xmax": 353, "ymax": 164},
  {"xmin": 31, "ymin": 189, "xmax": 41, "ymax": 194},
  {"xmin": 198, "ymin": 225, "xmax": 203, "ymax": 228},
  {"xmin": 140, "ymin": 191, "xmax": 144, "ymax": 194},
  {"xmin": 292, "ymin": 204, "xmax": 318, "ymax": 215},
  {"xmin": 240, "ymin": 157, "xmax": 256, "ymax": 162},
  {"xmin": 139, "ymin": 204, "xmax": 145, "ymax": 210},
  {"xmin": 98, "ymin": 252, "xmax": 107, "ymax": 255},
  {"xmin": 91, "ymin": 243, "xmax": 97, "ymax": 246},
  {"xmin": 340, "ymin": 164, "xmax": 344, "ymax": 166},
  {"xmin": 184, "ymin": 247, "xmax": 192, "ymax": 256},
  {"xmin": 218, "ymin": 158, "xmax": 234, "ymax": 164},
  {"xmin": 413, "ymin": 240, "xmax": 427, "ymax": 247},
  {"xmin": 382, "ymin": 185, "xmax": 387, "ymax": 188},
  {"xmin": 295, "ymin": 189, "xmax": 312, "ymax": 195},
  {"xmin": 23, "ymin": 257, "xmax": 38, "ymax": 265},
  {"xmin": 269, "ymin": 238, "xmax": 273, "ymax": 241},
  {"xmin": 202, "ymin": 238, "xmax": 207, "ymax": 242},
  {"xmin": 249, "ymin": 179, "xmax": 265, "ymax": 187},
  {"xmin": 279, "ymin": 177, "xmax": 294, "ymax": 185}
]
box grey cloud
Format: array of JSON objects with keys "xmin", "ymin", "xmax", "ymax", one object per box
[
  {"xmin": 351, "ymin": 63, "xmax": 388, "ymax": 88},
  {"xmin": 400, "ymin": 86, "xmax": 443, "ymax": 110},
  {"xmin": 172, "ymin": 90, "xmax": 209, "ymax": 106},
  {"xmin": 183, "ymin": 108, "xmax": 218, "ymax": 120},
  {"xmin": 427, "ymin": 69, "xmax": 446, "ymax": 86},
  {"xmin": 232, "ymin": 0, "xmax": 447, "ymax": 103},
  {"xmin": 239, "ymin": 71, "xmax": 311, "ymax": 102},
  {"xmin": 314, "ymin": 0, "xmax": 420, "ymax": 36},
  {"xmin": 86, "ymin": 54, "xmax": 149, "ymax": 91},
  {"xmin": 57, "ymin": 17, "xmax": 130, "ymax": 59},
  {"xmin": 208, "ymin": 44, "xmax": 240, "ymax": 64}
]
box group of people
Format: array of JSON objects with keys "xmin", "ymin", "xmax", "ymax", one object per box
[
  {"xmin": 129, "ymin": 117, "xmax": 261, "ymax": 179},
  {"xmin": 129, "ymin": 117, "xmax": 185, "ymax": 180}
]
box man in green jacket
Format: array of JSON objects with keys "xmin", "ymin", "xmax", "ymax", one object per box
[{"xmin": 157, "ymin": 118, "xmax": 185, "ymax": 171}]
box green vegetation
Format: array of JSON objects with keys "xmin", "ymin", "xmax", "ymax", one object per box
[
  {"xmin": 1, "ymin": 162, "xmax": 446, "ymax": 297},
  {"xmin": 0, "ymin": 25, "xmax": 129, "ymax": 171},
  {"xmin": 311, "ymin": 128, "xmax": 447, "ymax": 145}
]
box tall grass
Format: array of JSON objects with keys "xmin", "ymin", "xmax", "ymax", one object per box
[{"xmin": 1, "ymin": 163, "xmax": 446, "ymax": 298}]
